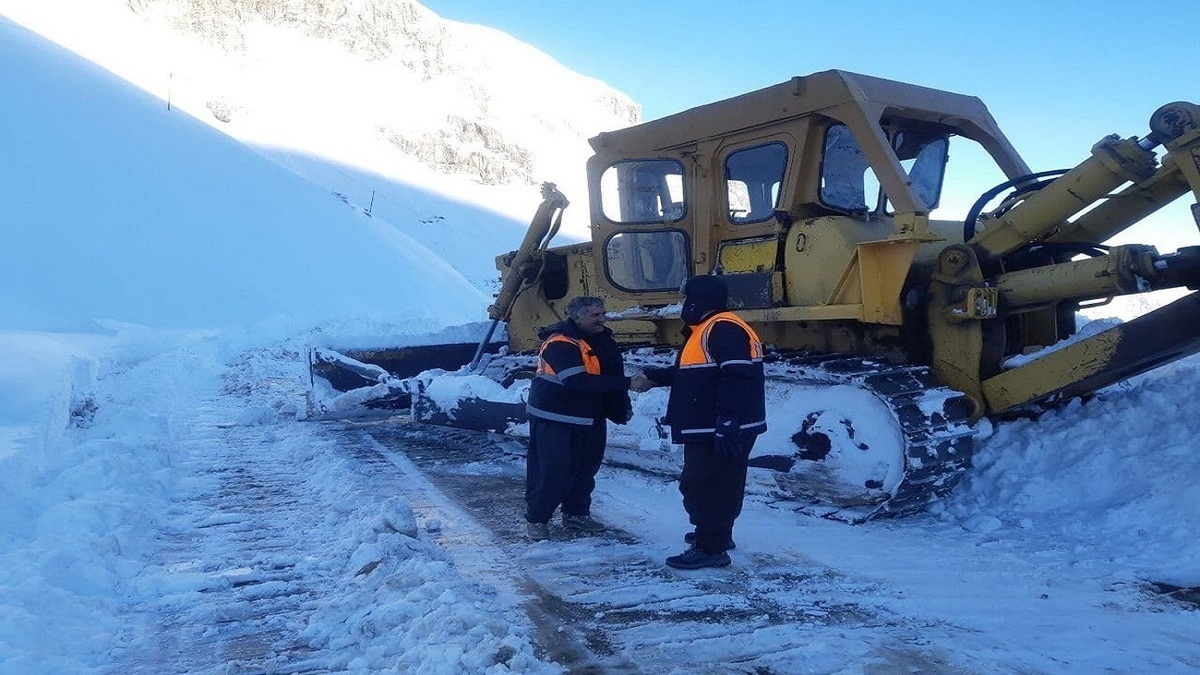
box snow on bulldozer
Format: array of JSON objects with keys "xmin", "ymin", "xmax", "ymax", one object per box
[{"xmin": 310, "ymin": 70, "xmax": 1200, "ymax": 520}]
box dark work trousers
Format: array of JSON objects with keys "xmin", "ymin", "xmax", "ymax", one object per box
[
  {"xmin": 679, "ymin": 440, "xmax": 752, "ymax": 554},
  {"xmin": 525, "ymin": 417, "xmax": 607, "ymax": 524}
]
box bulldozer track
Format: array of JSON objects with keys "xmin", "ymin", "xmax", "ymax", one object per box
[
  {"xmin": 764, "ymin": 354, "xmax": 978, "ymax": 521},
  {"xmin": 616, "ymin": 349, "xmax": 978, "ymax": 521}
]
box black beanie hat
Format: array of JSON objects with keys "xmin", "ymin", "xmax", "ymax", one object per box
[{"xmin": 681, "ymin": 275, "xmax": 728, "ymax": 325}]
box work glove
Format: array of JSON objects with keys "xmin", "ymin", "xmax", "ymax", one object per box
[
  {"xmin": 606, "ymin": 397, "xmax": 633, "ymax": 425},
  {"xmin": 613, "ymin": 403, "xmax": 633, "ymax": 425},
  {"xmin": 713, "ymin": 417, "xmax": 753, "ymax": 458}
]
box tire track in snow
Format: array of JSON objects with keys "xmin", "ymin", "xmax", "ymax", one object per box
[
  {"xmin": 114, "ymin": 403, "xmax": 331, "ymax": 674},
  {"xmin": 331, "ymin": 420, "xmax": 636, "ymax": 672},
  {"xmin": 112, "ymin": 379, "xmax": 557, "ymax": 674},
  {"xmin": 112, "ymin": 382, "xmax": 967, "ymax": 673},
  {"xmin": 356, "ymin": 420, "xmax": 973, "ymax": 674}
]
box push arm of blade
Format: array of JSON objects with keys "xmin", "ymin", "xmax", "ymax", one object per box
[{"xmin": 312, "ymin": 348, "xmax": 399, "ymax": 385}]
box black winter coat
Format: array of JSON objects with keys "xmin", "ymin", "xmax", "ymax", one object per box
[
  {"xmin": 644, "ymin": 313, "xmax": 766, "ymax": 444},
  {"xmin": 526, "ymin": 320, "xmax": 632, "ymax": 426}
]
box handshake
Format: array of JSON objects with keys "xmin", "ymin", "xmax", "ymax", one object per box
[{"xmin": 629, "ymin": 372, "xmax": 656, "ymax": 393}]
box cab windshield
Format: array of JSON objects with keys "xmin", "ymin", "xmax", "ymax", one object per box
[{"xmin": 819, "ymin": 123, "xmax": 949, "ymax": 215}]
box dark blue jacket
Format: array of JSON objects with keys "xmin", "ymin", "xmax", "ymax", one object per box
[
  {"xmin": 645, "ymin": 311, "xmax": 766, "ymax": 444},
  {"xmin": 527, "ymin": 320, "xmax": 631, "ymax": 426}
]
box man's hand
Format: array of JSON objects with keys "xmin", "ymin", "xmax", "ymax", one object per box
[
  {"xmin": 714, "ymin": 417, "xmax": 753, "ymax": 458},
  {"xmin": 630, "ymin": 372, "xmax": 655, "ymax": 393}
]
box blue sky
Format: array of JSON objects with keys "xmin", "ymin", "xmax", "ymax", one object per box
[
  {"xmin": 423, "ymin": 0, "xmax": 1199, "ymax": 242},
  {"xmin": 422, "ymin": 1, "xmax": 1195, "ymax": 162}
]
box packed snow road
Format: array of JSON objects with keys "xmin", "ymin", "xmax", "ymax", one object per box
[
  {"xmin": 110, "ymin": 347, "xmax": 1200, "ymax": 674},
  {"xmin": 353, "ymin": 421, "xmax": 966, "ymax": 672},
  {"xmin": 110, "ymin": 350, "xmax": 556, "ymax": 674},
  {"xmin": 351, "ymin": 420, "xmax": 1200, "ymax": 673}
]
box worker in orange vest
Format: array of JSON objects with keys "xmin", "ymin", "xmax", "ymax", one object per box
[
  {"xmin": 632, "ymin": 275, "xmax": 766, "ymax": 569},
  {"xmin": 525, "ymin": 296, "xmax": 632, "ymax": 540}
]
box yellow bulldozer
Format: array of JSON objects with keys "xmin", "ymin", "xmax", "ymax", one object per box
[{"xmin": 312, "ymin": 70, "xmax": 1200, "ymax": 520}]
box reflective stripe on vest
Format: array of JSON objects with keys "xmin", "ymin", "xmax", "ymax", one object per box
[
  {"xmin": 679, "ymin": 311, "xmax": 763, "ymax": 369},
  {"xmin": 535, "ymin": 334, "xmax": 601, "ymax": 382}
]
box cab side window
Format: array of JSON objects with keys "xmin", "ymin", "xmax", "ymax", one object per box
[
  {"xmin": 820, "ymin": 123, "xmax": 950, "ymax": 215},
  {"xmin": 600, "ymin": 160, "xmax": 686, "ymax": 224},
  {"xmin": 820, "ymin": 124, "xmax": 877, "ymax": 214},
  {"xmin": 725, "ymin": 142, "xmax": 788, "ymax": 224},
  {"xmin": 888, "ymin": 129, "xmax": 949, "ymax": 213}
]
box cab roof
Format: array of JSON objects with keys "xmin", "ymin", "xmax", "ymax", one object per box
[{"xmin": 588, "ymin": 69, "xmax": 1013, "ymax": 158}]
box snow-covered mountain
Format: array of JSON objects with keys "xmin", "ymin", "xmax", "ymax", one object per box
[
  {"xmin": 123, "ymin": 0, "xmax": 639, "ymax": 187},
  {"xmin": 1, "ymin": 0, "xmax": 638, "ymax": 305}
]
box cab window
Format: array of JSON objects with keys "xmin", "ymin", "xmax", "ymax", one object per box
[
  {"xmin": 726, "ymin": 142, "xmax": 787, "ymax": 224},
  {"xmin": 888, "ymin": 129, "xmax": 949, "ymax": 212},
  {"xmin": 604, "ymin": 230, "xmax": 689, "ymax": 292},
  {"xmin": 820, "ymin": 123, "xmax": 950, "ymax": 215},
  {"xmin": 599, "ymin": 160, "xmax": 686, "ymax": 224},
  {"xmin": 820, "ymin": 124, "xmax": 879, "ymax": 213}
]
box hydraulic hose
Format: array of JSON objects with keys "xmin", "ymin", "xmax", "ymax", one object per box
[{"xmin": 963, "ymin": 169, "xmax": 1071, "ymax": 241}]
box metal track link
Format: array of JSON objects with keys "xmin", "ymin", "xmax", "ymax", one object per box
[{"xmin": 769, "ymin": 354, "xmax": 977, "ymax": 521}]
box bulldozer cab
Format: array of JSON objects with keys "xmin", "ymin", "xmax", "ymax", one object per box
[{"xmin": 585, "ymin": 70, "xmax": 1030, "ymax": 330}]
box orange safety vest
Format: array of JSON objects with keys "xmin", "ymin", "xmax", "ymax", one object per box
[
  {"xmin": 536, "ymin": 334, "xmax": 601, "ymax": 380},
  {"xmin": 528, "ymin": 332, "xmax": 607, "ymax": 426},
  {"xmin": 680, "ymin": 311, "xmax": 763, "ymax": 368},
  {"xmin": 661, "ymin": 310, "xmax": 767, "ymax": 442}
]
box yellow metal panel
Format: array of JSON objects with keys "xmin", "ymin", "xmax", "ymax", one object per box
[
  {"xmin": 611, "ymin": 303, "xmax": 865, "ymax": 323},
  {"xmin": 827, "ymin": 240, "xmax": 916, "ymax": 325},
  {"xmin": 826, "ymin": 250, "xmax": 863, "ymax": 307},
  {"xmin": 739, "ymin": 304, "xmax": 864, "ymax": 322},
  {"xmin": 858, "ymin": 240, "xmax": 918, "ymax": 325},
  {"xmin": 609, "ymin": 320, "xmax": 665, "ymax": 345},
  {"xmin": 784, "ymin": 217, "xmax": 865, "ymax": 307},
  {"xmin": 718, "ymin": 238, "xmax": 778, "ymax": 273}
]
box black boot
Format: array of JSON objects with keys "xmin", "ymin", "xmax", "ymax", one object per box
[{"xmin": 666, "ymin": 545, "xmax": 732, "ymax": 570}]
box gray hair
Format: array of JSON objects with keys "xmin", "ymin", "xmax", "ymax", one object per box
[{"xmin": 566, "ymin": 296, "xmax": 605, "ymax": 319}]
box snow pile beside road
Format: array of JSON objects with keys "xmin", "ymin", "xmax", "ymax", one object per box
[
  {"xmin": 0, "ymin": 334, "xmax": 560, "ymax": 672},
  {"xmin": 944, "ymin": 355, "xmax": 1200, "ymax": 586}
]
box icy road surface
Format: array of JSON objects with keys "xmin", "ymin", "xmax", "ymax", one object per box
[{"xmin": 110, "ymin": 349, "xmax": 1200, "ymax": 674}]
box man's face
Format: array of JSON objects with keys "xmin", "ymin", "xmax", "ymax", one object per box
[{"xmin": 574, "ymin": 305, "xmax": 607, "ymax": 335}]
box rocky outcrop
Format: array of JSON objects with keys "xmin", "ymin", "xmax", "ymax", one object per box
[
  {"xmin": 380, "ymin": 116, "xmax": 535, "ymax": 185},
  {"xmin": 127, "ymin": 0, "xmax": 641, "ymax": 185}
]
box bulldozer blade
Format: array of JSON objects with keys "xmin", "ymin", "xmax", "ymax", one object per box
[
  {"xmin": 311, "ymin": 342, "xmax": 501, "ymax": 394},
  {"xmin": 411, "ymin": 391, "xmax": 527, "ymax": 434},
  {"xmin": 983, "ymin": 290, "xmax": 1200, "ymax": 412}
]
